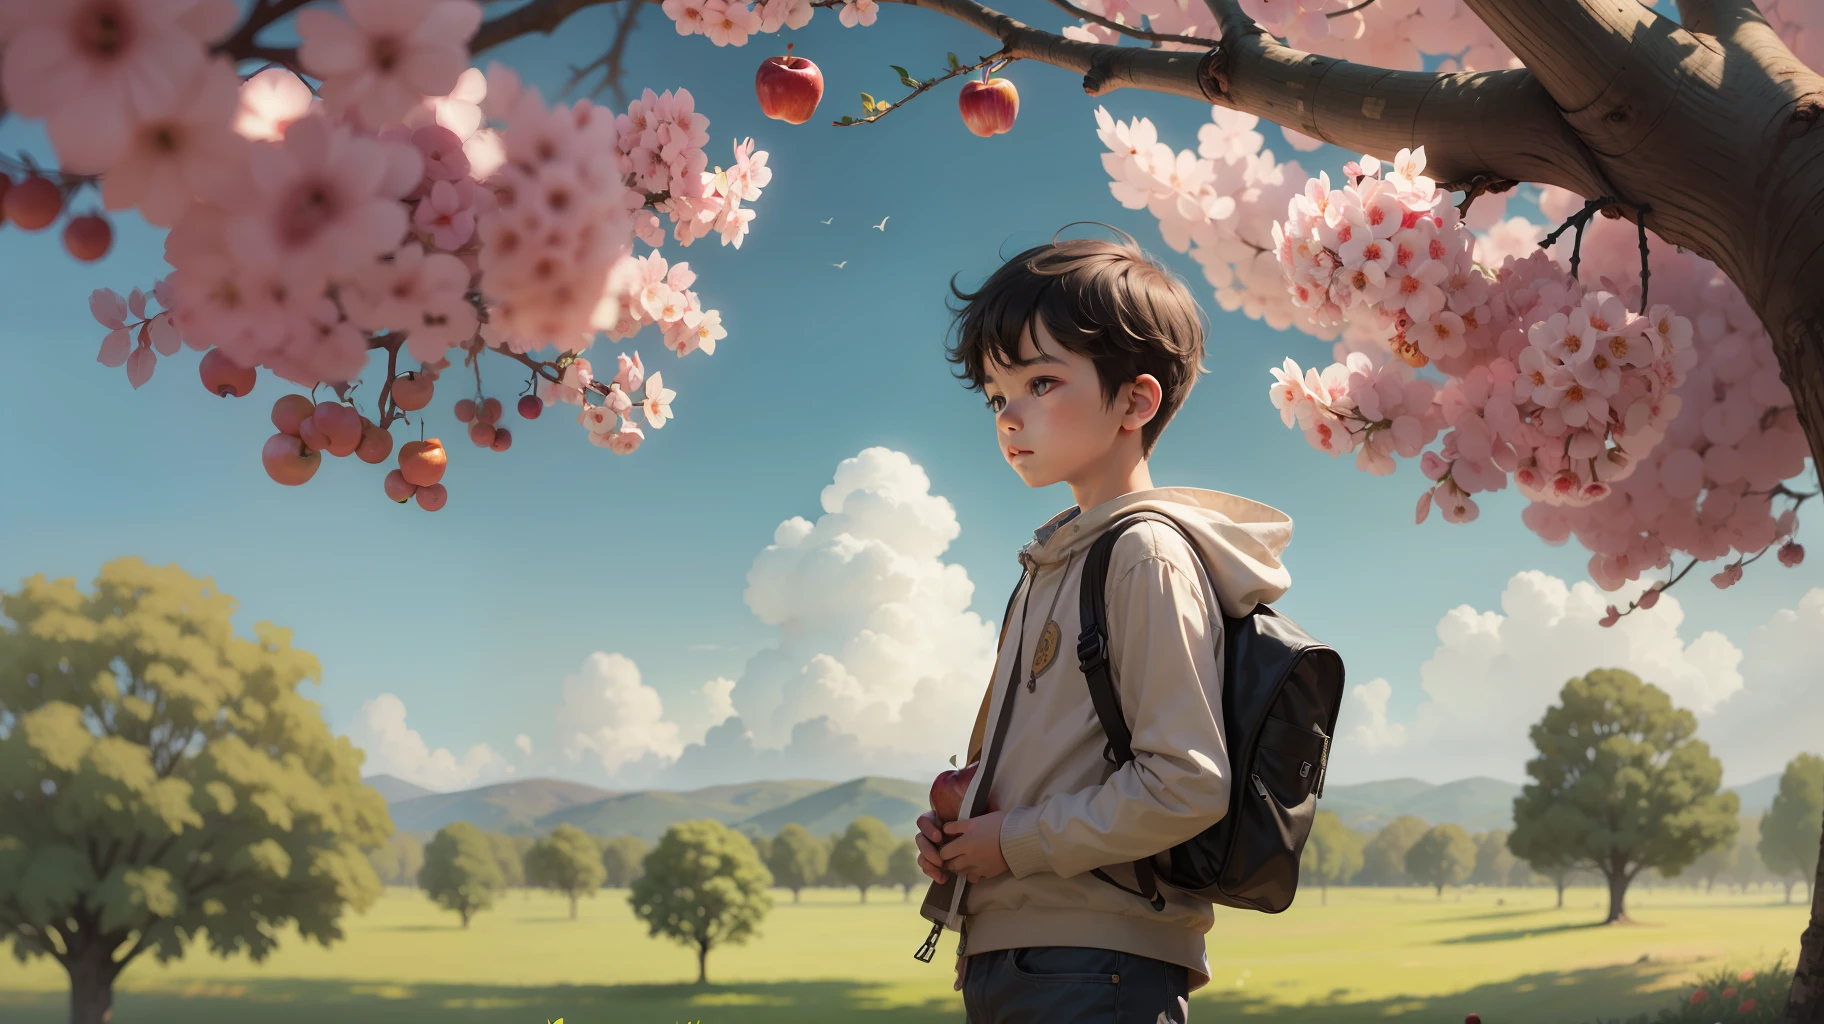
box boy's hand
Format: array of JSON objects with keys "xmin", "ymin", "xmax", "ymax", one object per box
[
  {"xmin": 914, "ymin": 810, "xmax": 948, "ymax": 883},
  {"xmin": 940, "ymin": 809, "xmax": 1010, "ymax": 883}
]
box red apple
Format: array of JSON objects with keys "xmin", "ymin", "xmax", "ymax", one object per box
[
  {"xmin": 63, "ymin": 214, "xmax": 112, "ymax": 261},
  {"xmin": 490, "ymin": 427, "xmax": 513, "ymax": 452},
  {"xmin": 356, "ymin": 421, "xmax": 394, "ymax": 464},
  {"xmin": 399, "ymin": 438, "xmax": 448, "ymax": 487},
  {"xmin": 391, "ymin": 371, "xmax": 434, "ymax": 411},
  {"xmin": 200, "ymin": 349, "xmax": 256, "ymax": 397},
  {"xmin": 453, "ymin": 398, "xmax": 477, "ymax": 423},
  {"xmin": 5, "ymin": 175, "xmax": 62, "ymax": 230},
  {"xmin": 755, "ymin": 43, "xmax": 823, "ymax": 125},
  {"xmin": 479, "ymin": 397, "xmax": 502, "ymax": 424},
  {"xmin": 262, "ymin": 433, "xmax": 320, "ymax": 486},
  {"xmin": 517, "ymin": 395, "xmax": 543, "ymax": 420},
  {"xmin": 959, "ymin": 77, "xmax": 1019, "ymax": 138},
  {"xmin": 383, "ymin": 468, "xmax": 417, "ymax": 503},
  {"xmin": 271, "ymin": 394, "xmax": 315, "ymax": 436},
  {"xmin": 314, "ymin": 401, "xmax": 363, "ymax": 456},
  {"xmin": 414, "ymin": 482, "xmax": 448, "ymax": 512},
  {"xmin": 929, "ymin": 761, "xmax": 980, "ymax": 823},
  {"xmin": 468, "ymin": 420, "xmax": 496, "ymax": 448}
]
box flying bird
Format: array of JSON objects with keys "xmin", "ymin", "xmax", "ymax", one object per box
[
  {"xmin": 832, "ymin": 260, "xmax": 847, "ymax": 269},
  {"xmin": 821, "ymin": 217, "xmax": 834, "ymax": 225},
  {"xmin": 872, "ymin": 216, "xmax": 890, "ymax": 231}
]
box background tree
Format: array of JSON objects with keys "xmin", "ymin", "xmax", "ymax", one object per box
[
  {"xmin": 525, "ymin": 824, "xmax": 607, "ymax": 920},
  {"xmin": 1358, "ymin": 816, "xmax": 1430, "ymax": 887},
  {"xmin": 0, "ymin": 558, "xmax": 391, "ymax": 1024},
  {"xmin": 828, "ymin": 816, "xmax": 895, "ymax": 903},
  {"xmin": 484, "ymin": 831, "xmax": 529, "ymax": 890},
  {"xmin": 888, "ymin": 839, "xmax": 925, "ymax": 902},
  {"xmin": 766, "ymin": 824, "xmax": 829, "ymax": 904},
  {"xmin": 600, "ymin": 834, "xmax": 649, "ymax": 888},
  {"xmin": 1507, "ymin": 859, "xmax": 1543, "ymax": 889},
  {"xmin": 1727, "ymin": 815, "xmax": 1776, "ymax": 895},
  {"xmin": 1406, "ymin": 824, "xmax": 1477, "ymax": 897},
  {"xmin": 369, "ymin": 833, "xmax": 426, "ymax": 887},
  {"xmin": 1684, "ymin": 829, "xmax": 1743, "ymax": 894},
  {"xmin": 420, "ymin": 822, "xmax": 504, "ymax": 928},
  {"xmin": 1510, "ymin": 669, "xmax": 1740, "ymax": 925},
  {"xmin": 1761, "ymin": 754, "xmax": 1824, "ymax": 905},
  {"xmin": 1471, "ymin": 829, "xmax": 1518, "ymax": 888},
  {"xmin": 1300, "ymin": 810, "xmax": 1366, "ymax": 904},
  {"xmin": 629, "ymin": 820, "xmax": 772, "ymax": 985}
]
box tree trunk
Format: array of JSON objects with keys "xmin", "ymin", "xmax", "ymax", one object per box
[
  {"xmin": 792, "ymin": 887, "xmax": 800, "ymax": 904},
  {"xmin": 1554, "ymin": 876, "xmax": 1566, "ymax": 910},
  {"xmin": 460, "ymin": 907, "xmax": 471, "ymax": 929},
  {"xmin": 569, "ymin": 893, "xmax": 578, "ymax": 920},
  {"xmin": 66, "ymin": 944, "xmax": 118, "ymax": 1024},
  {"xmin": 1435, "ymin": 882, "xmax": 1444, "ymax": 898},
  {"xmin": 1791, "ymin": 830, "xmax": 1824, "ymax": 1015},
  {"xmin": 857, "ymin": 885, "xmax": 867, "ymax": 904},
  {"xmin": 1604, "ymin": 868, "xmax": 1632, "ymax": 925},
  {"xmin": 1788, "ymin": 880, "xmax": 1798, "ymax": 905},
  {"xmin": 1321, "ymin": 882, "xmax": 1328, "ymax": 906},
  {"xmin": 696, "ymin": 942, "xmax": 709, "ymax": 985}
]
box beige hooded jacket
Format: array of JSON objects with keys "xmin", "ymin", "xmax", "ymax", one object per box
[{"xmin": 918, "ymin": 486, "xmax": 1293, "ymax": 991}]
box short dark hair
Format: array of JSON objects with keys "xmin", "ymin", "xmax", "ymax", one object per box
[{"xmin": 945, "ymin": 227, "xmax": 1207, "ymax": 458}]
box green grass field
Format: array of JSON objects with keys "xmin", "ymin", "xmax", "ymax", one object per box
[{"xmin": 0, "ymin": 884, "xmax": 1803, "ymax": 1023}]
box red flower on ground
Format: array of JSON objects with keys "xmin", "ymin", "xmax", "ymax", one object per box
[{"xmin": 1691, "ymin": 989, "xmax": 1709, "ymax": 1005}]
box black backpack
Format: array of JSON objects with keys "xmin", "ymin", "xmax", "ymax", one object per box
[{"xmin": 1077, "ymin": 511, "xmax": 1345, "ymax": 914}]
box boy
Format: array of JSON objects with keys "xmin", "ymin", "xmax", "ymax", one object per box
[{"xmin": 915, "ymin": 230, "xmax": 1294, "ymax": 1024}]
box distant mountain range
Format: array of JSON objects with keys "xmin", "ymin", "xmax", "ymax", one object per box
[{"xmin": 364, "ymin": 769, "xmax": 1780, "ymax": 840}]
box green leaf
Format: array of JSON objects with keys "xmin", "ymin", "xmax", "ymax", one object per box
[
  {"xmin": 948, "ymin": 52, "xmax": 961, "ymax": 70},
  {"xmin": 860, "ymin": 91, "xmax": 876, "ymax": 114},
  {"xmin": 839, "ymin": 115, "xmax": 855, "ymax": 125},
  {"xmin": 891, "ymin": 64, "xmax": 917, "ymax": 88}
]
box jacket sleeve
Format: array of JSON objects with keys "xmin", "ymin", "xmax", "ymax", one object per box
[{"xmin": 998, "ymin": 530, "xmax": 1230, "ymax": 880}]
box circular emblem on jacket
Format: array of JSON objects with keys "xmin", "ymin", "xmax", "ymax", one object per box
[{"xmin": 1030, "ymin": 619, "xmax": 1061, "ymax": 685}]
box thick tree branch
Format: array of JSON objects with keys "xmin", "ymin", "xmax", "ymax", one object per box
[
  {"xmin": 471, "ymin": 0, "xmax": 658, "ymax": 54},
  {"xmin": 1043, "ymin": 0, "xmax": 1216, "ymax": 48}
]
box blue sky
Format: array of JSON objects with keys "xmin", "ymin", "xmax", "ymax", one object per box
[{"xmin": 0, "ymin": 4, "xmax": 1815, "ymax": 791}]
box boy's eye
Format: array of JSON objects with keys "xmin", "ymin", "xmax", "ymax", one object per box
[
  {"xmin": 985, "ymin": 395, "xmax": 1004, "ymax": 412},
  {"xmin": 1030, "ymin": 377, "xmax": 1056, "ymax": 396}
]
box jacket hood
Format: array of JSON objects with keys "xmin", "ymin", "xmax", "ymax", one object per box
[{"xmin": 1019, "ymin": 487, "xmax": 1293, "ymax": 617}]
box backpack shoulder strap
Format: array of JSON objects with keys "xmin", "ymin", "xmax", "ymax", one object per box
[{"xmin": 1077, "ymin": 510, "xmax": 1190, "ymax": 913}]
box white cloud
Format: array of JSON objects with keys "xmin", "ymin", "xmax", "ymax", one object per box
[
  {"xmin": 1329, "ymin": 571, "xmax": 1824, "ymax": 787},
  {"xmin": 346, "ymin": 693, "xmax": 509, "ymax": 791},
  {"xmin": 700, "ymin": 677, "xmax": 737, "ymax": 727},
  {"xmin": 515, "ymin": 733, "xmax": 533, "ymax": 756},
  {"xmin": 555, "ymin": 652, "xmax": 685, "ymax": 774}
]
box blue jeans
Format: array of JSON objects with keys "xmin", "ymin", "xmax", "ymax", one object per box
[{"xmin": 961, "ymin": 946, "xmax": 1190, "ymax": 1023}]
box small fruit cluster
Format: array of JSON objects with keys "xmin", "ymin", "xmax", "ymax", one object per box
[
  {"xmin": 1, "ymin": 173, "xmax": 112, "ymax": 262},
  {"xmin": 454, "ymin": 396, "xmax": 515, "ymax": 452},
  {"xmin": 262, "ymin": 395, "xmax": 394, "ymax": 487},
  {"xmin": 384, "ymin": 440, "xmax": 449, "ymax": 511},
  {"xmin": 754, "ymin": 48, "xmax": 1018, "ymax": 136}
]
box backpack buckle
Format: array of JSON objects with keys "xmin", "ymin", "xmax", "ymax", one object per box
[{"xmin": 1076, "ymin": 631, "xmax": 1107, "ymax": 674}]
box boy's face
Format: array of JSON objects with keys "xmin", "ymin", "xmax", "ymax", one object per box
[{"xmin": 982, "ymin": 322, "xmax": 1151, "ymax": 490}]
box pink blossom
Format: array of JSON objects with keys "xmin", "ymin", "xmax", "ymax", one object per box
[
  {"xmin": 724, "ymin": 138, "xmax": 772, "ymax": 205},
  {"xmin": 702, "ymin": 0, "xmax": 761, "ymax": 45},
  {"xmin": 413, "ymin": 178, "xmax": 479, "ymax": 250},
  {"xmin": 1778, "ymin": 541, "xmax": 1805, "ymax": 567},
  {"xmin": 3, "ymin": 0, "xmax": 209, "ymax": 172},
  {"xmin": 1711, "ymin": 564, "xmax": 1743, "ymax": 589},
  {"xmin": 235, "ymin": 68, "xmax": 315, "ymax": 142},
  {"xmin": 229, "ymin": 113, "xmax": 420, "ymax": 283},
  {"xmin": 756, "ymin": 0, "xmax": 813, "ymax": 31},
  {"xmin": 1636, "ymin": 586, "xmax": 1661, "ymax": 609},
  {"xmin": 99, "ymin": 58, "xmax": 245, "ymax": 228},
  {"xmin": 297, "ymin": 0, "xmax": 482, "ymax": 129},
  {"xmin": 343, "ymin": 244, "xmax": 476, "ymax": 361},
  {"xmin": 1598, "ymin": 605, "xmax": 1620, "ymax": 628},
  {"xmin": 839, "ymin": 0, "xmax": 879, "ymax": 26},
  {"xmin": 412, "ymin": 124, "xmax": 471, "ymax": 182},
  {"xmin": 641, "ymin": 371, "xmax": 676, "ymax": 428},
  {"xmin": 600, "ymin": 419, "xmax": 645, "ymax": 454},
  {"xmin": 578, "ymin": 404, "xmax": 616, "ymax": 433},
  {"xmin": 661, "ymin": 0, "xmax": 712, "ymax": 34},
  {"xmin": 612, "ymin": 351, "xmax": 645, "ymax": 392},
  {"xmin": 539, "ymin": 357, "xmax": 594, "ymax": 405}
]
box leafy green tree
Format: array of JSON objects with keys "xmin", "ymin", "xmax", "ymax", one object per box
[
  {"xmin": 484, "ymin": 831, "xmax": 528, "ymax": 889},
  {"xmin": 1506, "ymin": 858, "xmax": 1540, "ymax": 888},
  {"xmin": 1509, "ymin": 669, "xmax": 1739, "ymax": 924},
  {"xmin": 829, "ymin": 816, "xmax": 895, "ymax": 902},
  {"xmin": 766, "ymin": 824, "xmax": 828, "ymax": 903},
  {"xmin": 1406, "ymin": 824, "xmax": 1476, "ymax": 897},
  {"xmin": 888, "ymin": 838, "xmax": 925, "ymax": 901},
  {"xmin": 600, "ymin": 834, "xmax": 649, "ymax": 888},
  {"xmin": 629, "ymin": 820, "xmax": 772, "ymax": 984},
  {"xmin": 1299, "ymin": 810, "xmax": 1365, "ymax": 904},
  {"xmin": 525, "ymin": 824, "xmax": 607, "ymax": 919},
  {"xmin": 1682, "ymin": 827, "xmax": 1741, "ymax": 893},
  {"xmin": 420, "ymin": 822, "xmax": 504, "ymax": 927},
  {"xmin": 369, "ymin": 832, "xmax": 426, "ymax": 886},
  {"xmin": 1759, "ymin": 754, "xmax": 1824, "ymax": 905},
  {"xmin": 1470, "ymin": 829, "xmax": 1517, "ymax": 887},
  {"xmin": 1358, "ymin": 815, "xmax": 1429, "ymax": 887},
  {"xmin": 1725, "ymin": 815, "xmax": 1775, "ymax": 893},
  {"xmin": 0, "ymin": 558, "xmax": 391, "ymax": 1024}
]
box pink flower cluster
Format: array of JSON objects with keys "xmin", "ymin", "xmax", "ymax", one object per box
[
  {"xmin": 1271, "ymin": 147, "xmax": 1697, "ymax": 519},
  {"xmin": 574, "ymin": 351, "xmax": 671, "ymax": 453},
  {"xmin": 615, "ymin": 87, "xmax": 773, "ymax": 251},
  {"xmin": 660, "ymin": 0, "xmax": 814, "ymax": 42}
]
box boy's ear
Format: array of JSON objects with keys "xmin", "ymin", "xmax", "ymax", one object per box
[{"xmin": 1123, "ymin": 374, "xmax": 1163, "ymax": 428}]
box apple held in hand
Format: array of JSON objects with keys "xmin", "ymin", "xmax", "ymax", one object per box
[
  {"xmin": 959, "ymin": 74, "xmax": 1018, "ymax": 137},
  {"xmin": 929, "ymin": 761, "xmax": 980, "ymax": 823},
  {"xmin": 756, "ymin": 42, "xmax": 823, "ymax": 125}
]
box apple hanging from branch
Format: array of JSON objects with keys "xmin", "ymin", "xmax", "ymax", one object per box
[
  {"xmin": 958, "ymin": 69, "xmax": 1018, "ymax": 138},
  {"xmin": 755, "ymin": 42, "xmax": 824, "ymax": 125}
]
